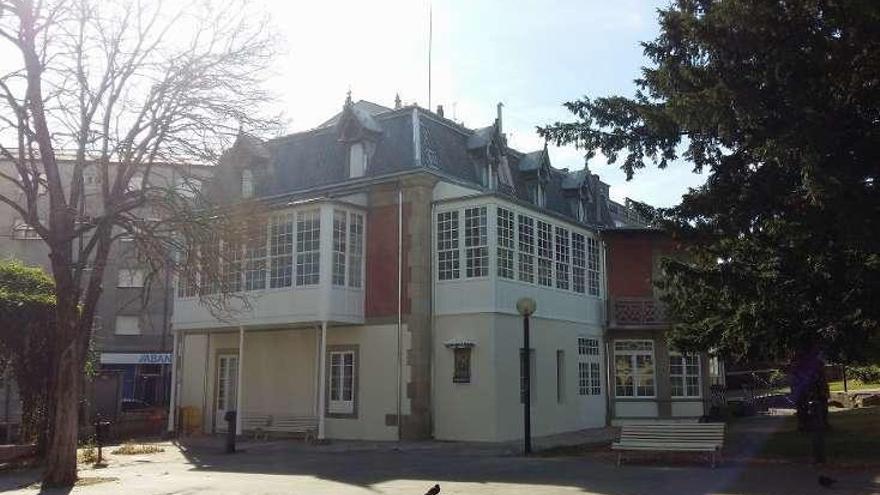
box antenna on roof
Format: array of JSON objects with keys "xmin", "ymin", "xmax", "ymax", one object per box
[{"xmin": 427, "ymin": 2, "xmax": 433, "ymax": 110}]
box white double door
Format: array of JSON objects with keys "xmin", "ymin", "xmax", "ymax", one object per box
[{"xmin": 215, "ymin": 354, "xmax": 239, "ymax": 432}]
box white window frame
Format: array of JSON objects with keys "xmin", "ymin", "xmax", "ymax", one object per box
[
  {"xmin": 614, "ymin": 340, "xmax": 656, "ymax": 398},
  {"xmin": 496, "ymin": 207, "xmax": 515, "ymax": 279},
  {"xmin": 296, "ymin": 209, "xmax": 321, "ymax": 286},
  {"xmin": 117, "ymin": 268, "xmax": 145, "ymax": 288},
  {"xmin": 244, "ymin": 222, "xmax": 267, "ymax": 291},
  {"xmin": 114, "ymin": 315, "xmax": 141, "ymax": 335},
  {"xmin": 328, "ymin": 350, "xmax": 356, "ymax": 414},
  {"xmin": 577, "ymin": 337, "xmax": 601, "ymax": 396},
  {"xmin": 587, "ymin": 236, "xmax": 601, "ymax": 297},
  {"xmin": 572, "ymin": 232, "xmax": 586, "ymax": 294},
  {"xmin": 269, "ymin": 213, "xmax": 294, "ymax": 288},
  {"xmin": 555, "ymin": 226, "xmax": 570, "ymax": 290},
  {"xmin": 670, "ymin": 353, "xmax": 702, "ymax": 398},
  {"xmin": 349, "ymin": 142, "xmax": 367, "ymax": 178},
  {"xmin": 332, "ymin": 210, "xmax": 348, "ymax": 286},
  {"xmin": 222, "ymin": 239, "xmax": 243, "ymax": 293},
  {"xmin": 464, "ymin": 206, "xmax": 488, "ymax": 278},
  {"xmin": 536, "ymin": 220, "xmax": 553, "ymax": 287},
  {"xmin": 348, "ymin": 212, "xmax": 364, "ymax": 288},
  {"xmin": 517, "ymin": 214, "xmax": 535, "ymax": 283},
  {"xmin": 437, "ymin": 210, "xmax": 460, "ymax": 280}
]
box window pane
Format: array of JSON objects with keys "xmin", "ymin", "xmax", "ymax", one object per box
[
  {"xmin": 332, "ymin": 210, "xmax": 347, "ymax": 286},
  {"xmin": 555, "ymin": 227, "xmax": 570, "ymax": 290},
  {"xmin": 517, "ymin": 215, "xmax": 534, "ymax": 283},
  {"xmin": 437, "ymin": 211, "xmax": 460, "ymax": 280},
  {"xmin": 496, "ymin": 208, "xmax": 515, "ymax": 279},
  {"xmin": 587, "ymin": 237, "xmax": 601, "ymax": 296},
  {"xmin": 244, "ymin": 222, "xmax": 267, "ymax": 291},
  {"xmin": 572, "ymin": 232, "xmax": 586, "ymax": 294},
  {"xmin": 464, "ymin": 207, "xmax": 488, "ymax": 278},
  {"xmin": 269, "ymin": 214, "xmax": 294, "ymax": 288},
  {"xmin": 348, "ymin": 213, "xmax": 364, "ymax": 287},
  {"xmin": 296, "ymin": 210, "xmax": 321, "ymax": 286},
  {"xmin": 536, "ymin": 220, "xmax": 553, "ymax": 287}
]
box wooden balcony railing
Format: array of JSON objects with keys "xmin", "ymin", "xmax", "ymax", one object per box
[{"xmin": 609, "ymin": 297, "xmax": 668, "ymax": 327}]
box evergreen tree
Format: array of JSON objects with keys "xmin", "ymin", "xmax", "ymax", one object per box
[{"xmin": 539, "ymin": 0, "xmax": 880, "ymax": 425}]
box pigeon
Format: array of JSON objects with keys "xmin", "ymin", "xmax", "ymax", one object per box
[
  {"xmin": 818, "ymin": 475, "xmax": 837, "ymax": 488},
  {"xmin": 424, "ymin": 483, "xmax": 441, "ymax": 495}
]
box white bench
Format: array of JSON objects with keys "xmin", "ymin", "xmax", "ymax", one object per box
[
  {"xmin": 240, "ymin": 413, "xmax": 319, "ymax": 441},
  {"xmin": 241, "ymin": 413, "xmax": 272, "ymax": 440},
  {"xmin": 264, "ymin": 415, "xmax": 319, "ymax": 442},
  {"xmin": 612, "ymin": 422, "xmax": 726, "ymax": 467}
]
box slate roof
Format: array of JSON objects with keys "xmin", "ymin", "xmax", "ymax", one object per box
[{"xmin": 217, "ymin": 99, "xmax": 645, "ymax": 228}]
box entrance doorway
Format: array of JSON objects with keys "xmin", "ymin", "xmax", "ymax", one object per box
[{"xmin": 215, "ymin": 354, "xmax": 239, "ymax": 432}]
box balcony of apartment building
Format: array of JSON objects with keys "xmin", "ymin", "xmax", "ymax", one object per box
[
  {"xmin": 608, "ymin": 296, "xmax": 668, "ymax": 329},
  {"xmin": 172, "ymin": 200, "xmax": 366, "ymax": 331}
]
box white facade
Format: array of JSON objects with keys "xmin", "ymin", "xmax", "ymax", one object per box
[
  {"xmin": 430, "ymin": 190, "xmax": 608, "ymax": 441},
  {"xmin": 171, "ymin": 184, "xmax": 611, "ymax": 442}
]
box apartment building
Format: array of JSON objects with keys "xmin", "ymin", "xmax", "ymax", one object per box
[
  {"xmin": 170, "ymin": 97, "xmax": 648, "ymax": 441},
  {"xmin": 0, "ymin": 158, "xmax": 205, "ymax": 431}
]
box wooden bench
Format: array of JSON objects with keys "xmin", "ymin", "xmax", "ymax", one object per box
[
  {"xmin": 265, "ymin": 415, "xmax": 319, "ymax": 442},
  {"xmin": 612, "ymin": 422, "xmax": 725, "ymax": 467},
  {"xmin": 241, "ymin": 413, "xmax": 272, "ymax": 440}
]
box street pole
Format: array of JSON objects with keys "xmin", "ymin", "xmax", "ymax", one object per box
[
  {"xmin": 516, "ymin": 297, "xmax": 536, "ymax": 456},
  {"xmin": 523, "ymin": 313, "xmax": 531, "ymax": 455}
]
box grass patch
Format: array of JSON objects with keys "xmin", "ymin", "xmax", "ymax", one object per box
[
  {"xmin": 111, "ymin": 442, "xmax": 164, "ymax": 455},
  {"xmin": 829, "ymin": 380, "xmax": 879, "ymax": 392},
  {"xmin": 727, "ymin": 406, "xmax": 880, "ymax": 463}
]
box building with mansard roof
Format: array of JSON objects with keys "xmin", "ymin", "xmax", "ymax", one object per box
[{"xmin": 170, "ymin": 95, "xmax": 688, "ymax": 444}]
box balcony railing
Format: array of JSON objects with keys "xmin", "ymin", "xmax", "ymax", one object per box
[{"xmin": 609, "ymin": 297, "xmax": 668, "ymax": 327}]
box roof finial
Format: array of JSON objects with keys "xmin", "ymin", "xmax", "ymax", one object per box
[
  {"xmin": 394, "ymin": 93, "xmax": 402, "ymax": 109},
  {"xmin": 345, "ymin": 87, "xmax": 353, "ymax": 107}
]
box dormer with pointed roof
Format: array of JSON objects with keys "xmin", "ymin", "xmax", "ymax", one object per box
[
  {"xmin": 333, "ymin": 95, "xmax": 385, "ymax": 178},
  {"xmin": 518, "ymin": 145, "xmax": 551, "ymax": 207}
]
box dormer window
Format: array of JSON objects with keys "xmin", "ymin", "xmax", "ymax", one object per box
[
  {"xmin": 349, "ymin": 142, "xmax": 367, "ymax": 178},
  {"xmin": 528, "ymin": 182, "xmax": 546, "ymax": 208},
  {"xmin": 241, "ymin": 169, "xmax": 254, "ymax": 198}
]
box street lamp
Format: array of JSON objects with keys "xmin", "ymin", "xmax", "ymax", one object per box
[{"xmin": 516, "ymin": 297, "xmax": 537, "ymax": 455}]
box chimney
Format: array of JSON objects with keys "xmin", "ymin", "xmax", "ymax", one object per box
[
  {"xmin": 496, "ymin": 102, "xmax": 503, "ymax": 133},
  {"xmin": 436, "ymin": 105, "xmax": 444, "ymax": 118}
]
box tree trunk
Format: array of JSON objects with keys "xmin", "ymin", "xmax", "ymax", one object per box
[{"xmin": 42, "ymin": 296, "xmax": 82, "ymax": 486}]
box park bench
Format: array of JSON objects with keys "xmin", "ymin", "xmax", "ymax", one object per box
[
  {"xmin": 241, "ymin": 413, "xmax": 272, "ymax": 440},
  {"xmin": 612, "ymin": 422, "xmax": 726, "ymax": 467},
  {"xmin": 267, "ymin": 415, "xmax": 319, "ymax": 441},
  {"xmin": 241, "ymin": 413, "xmax": 319, "ymax": 441}
]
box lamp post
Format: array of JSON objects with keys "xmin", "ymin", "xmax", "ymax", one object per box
[{"xmin": 516, "ymin": 297, "xmax": 537, "ymax": 456}]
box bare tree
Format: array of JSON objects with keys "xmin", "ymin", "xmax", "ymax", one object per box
[{"xmin": 0, "ymin": 0, "xmax": 280, "ymax": 485}]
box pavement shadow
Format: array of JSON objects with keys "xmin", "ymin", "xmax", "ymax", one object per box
[
  {"xmin": 173, "ymin": 437, "xmax": 878, "ymax": 495},
  {"xmin": 0, "ymin": 468, "xmax": 74, "ymax": 495}
]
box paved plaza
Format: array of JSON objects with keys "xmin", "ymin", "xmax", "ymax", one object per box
[{"xmin": 1, "ymin": 438, "xmax": 879, "ymax": 495}]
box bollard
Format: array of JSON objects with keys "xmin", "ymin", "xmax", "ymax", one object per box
[
  {"xmin": 224, "ymin": 410, "xmax": 237, "ymax": 453},
  {"xmin": 94, "ymin": 416, "xmax": 111, "ymax": 464}
]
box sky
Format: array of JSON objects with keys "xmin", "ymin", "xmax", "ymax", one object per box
[
  {"xmin": 259, "ymin": 0, "xmax": 706, "ymax": 207},
  {"xmin": 0, "ymin": 0, "xmax": 706, "ymax": 208}
]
